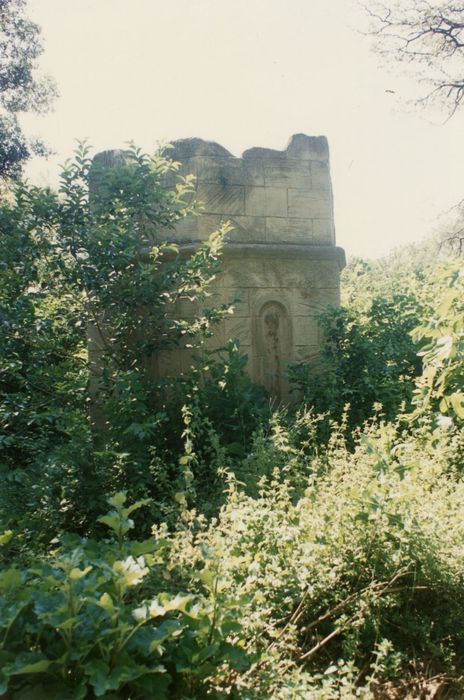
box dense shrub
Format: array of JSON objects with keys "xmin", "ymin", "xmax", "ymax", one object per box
[
  {"xmin": 288, "ymin": 257, "xmax": 434, "ymax": 438},
  {"xmin": 2, "ymin": 415, "xmax": 464, "ymax": 697},
  {"xmin": 157, "ymin": 413, "xmax": 464, "ymax": 697},
  {"xmin": 412, "ymin": 263, "xmax": 464, "ymax": 425},
  {"xmin": 0, "ymin": 493, "xmax": 252, "ymax": 699}
]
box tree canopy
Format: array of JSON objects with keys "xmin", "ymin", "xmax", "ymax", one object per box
[{"xmin": 0, "ymin": 0, "xmax": 56, "ymax": 178}]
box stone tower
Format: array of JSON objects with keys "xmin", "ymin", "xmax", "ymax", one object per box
[
  {"xmin": 93, "ymin": 134, "xmax": 345, "ymax": 402},
  {"xmin": 158, "ymin": 133, "xmax": 345, "ymax": 400}
]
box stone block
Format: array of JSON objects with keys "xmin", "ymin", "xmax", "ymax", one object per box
[
  {"xmin": 222, "ymin": 258, "xmax": 264, "ymax": 288},
  {"xmin": 156, "ymin": 350, "xmax": 182, "ymax": 376},
  {"xmin": 260, "ymin": 257, "xmax": 318, "ymax": 288},
  {"xmin": 208, "ymin": 287, "xmax": 248, "ymax": 315},
  {"xmin": 232, "ymin": 215, "xmax": 266, "ymax": 241},
  {"xmin": 310, "ymin": 160, "xmax": 331, "ymax": 190},
  {"xmin": 294, "ymin": 344, "xmax": 321, "ymax": 362},
  {"xmin": 169, "ymin": 214, "xmax": 199, "ymax": 241},
  {"xmin": 162, "ymin": 157, "xmax": 198, "ymax": 187},
  {"xmin": 245, "ymin": 187, "xmax": 287, "ymax": 217},
  {"xmin": 200, "ymin": 325, "xmax": 226, "ymax": 349},
  {"xmin": 293, "ymin": 316, "xmax": 320, "ymax": 345},
  {"xmin": 288, "ymin": 189, "xmax": 332, "ymax": 219},
  {"xmin": 293, "ymin": 286, "xmax": 340, "ymax": 314},
  {"xmin": 225, "ymin": 317, "xmax": 252, "ymax": 344},
  {"xmin": 196, "ymin": 157, "xmax": 264, "ymax": 186},
  {"xmin": 264, "ymin": 160, "xmax": 312, "ymax": 188},
  {"xmin": 286, "ymin": 134, "xmax": 329, "ymax": 161},
  {"xmin": 223, "ymin": 215, "xmax": 266, "ymax": 243},
  {"xmin": 266, "ymin": 217, "xmax": 313, "ymax": 243},
  {"xmin": 175, "ymin": 296, "xmax": 201, "ymax": 318},
  {"xmin": 168, "ymin": 138, "xmax": 232, "ymax": 160},
  {"xmin": 162, "ymin": 168, "xmax": 188, "ymax": 190},
  {"xmin": 198, "ymin": 214, "xmax": 230, "ymax": 239},
  {"xmin": 195, "ymin": 156, "xmax": 234, "ymax": 183},
  {"xmin": 250, "ymin": 288, "xmax": 293, "ymax": 316},
  {"xmin": 242, "ymin": 147, "xmax": 286, "ymax": 162},
  {"xmin": 252, "ymin": 261, "xmax": 340, "ymax": 294},
  {"xmin": 196, "ymin": 183, "xmax": 245, "ymax": 215},
  {"xmin": 300, "ymin": 260, "xmax": 340, "ymax": 288},
  {"xmin": 206, "ymin": 274, "xmax": 223, "ymax": 291},
  {"xmin": 260, "ymin": 261, "xmax": 290, "ymax": 288},
  {"xmin": 312, "ymin": 218, "xmax": 335, "ymax": 244}
]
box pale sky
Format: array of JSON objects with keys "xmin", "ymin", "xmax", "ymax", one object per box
[{"xmin": 22, "ymin": 0, "xmax": 464, "ymax": 259}]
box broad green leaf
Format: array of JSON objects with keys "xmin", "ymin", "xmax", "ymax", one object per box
[
  {"xmin": 56, "ymin": 617, "xmax": 78, "ymax": 631},
  {"xmin": 159, "ymin": 593, "xmax": 192, "ymax": 614},
  {"xmin": 10, "ymin": 659, "xmax": 51, "ymax": 675},
  {"xmin": 107, "ymin": 492, "xmax": 127, "ymax": 509},
  {"xmin": 99, "ymin": 592, "xmax": 115, "ymax": 612},
  {"xmin": 85, "ymin": 659, "xmax": 114, "ymax": 696},
  {"xmin": 131, "ymin": 539, "xmax": 161, "ymax": 556},
  {"xmin": 69, "ymin": 566, "xmax": 92, "ymax": 581},
  {"xmin": 126, "ymin": 498, "xmax": 151, "ymax": 516},
  {"xmin": 450, "ymin": 392, "xmax": 464, "ymax": 418},
  {"xmin": 0, "ymin": 531, "xmax": 13, "ymax": 547},
  {"xmin": 0, "ymin": 568, "xmax": 22, "ymax": 592}
]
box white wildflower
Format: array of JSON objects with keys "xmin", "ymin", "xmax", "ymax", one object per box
[{"xmin": 113, "ymin": 555, "xmax": 149, "ymax": 586}]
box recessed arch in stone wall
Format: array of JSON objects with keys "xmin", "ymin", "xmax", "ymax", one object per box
[{"xmin": 253, "ymin": 299, "xmax": 292, "ymax": 402}]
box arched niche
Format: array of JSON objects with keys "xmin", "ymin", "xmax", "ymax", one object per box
[{"xmin": 253, "ymin": 300, "xmax": 292, "ymax": 401}]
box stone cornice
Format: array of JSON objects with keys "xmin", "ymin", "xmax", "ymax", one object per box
[{"xmin": 160, "ymin": 242, "xmax": 346, "ymax": 269}]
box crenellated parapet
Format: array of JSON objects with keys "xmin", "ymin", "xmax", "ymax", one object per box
[{"xmin": 165, "ymin": 133, "xmax": 336, "ymax": 247}]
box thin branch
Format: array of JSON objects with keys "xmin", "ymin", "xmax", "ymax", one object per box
[
  {"xmin": 362, "ymin": 0, "xmax": 464, "ymax": 117},
  {"xmin": 298, "ymin": 568, "xmax": 428, "ymax": 664}
]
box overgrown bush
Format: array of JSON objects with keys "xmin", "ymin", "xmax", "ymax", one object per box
[
  {"xmin": 3, "ymin": 415, "xmax": 464, "ymax": 698},
  {"xmin": 412, "ymin": 263, "xmax": 464, "ymax": 425},
  {"xmin": 0, "ymin": 182, "xmax": 91, "ymax": 541},
  {"xmin": 0, "ymin": 493, "xmax": 252, "ymax": 699},
  {"xmin": 164, "ymin": 415, "xmax": 464, "ymax": 697},
  {"xmin": 289, "ymin": 257, "xmax": 431, "ymax": 438}
]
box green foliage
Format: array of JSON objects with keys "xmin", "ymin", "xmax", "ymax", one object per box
[
  {"xmin": 5, "ymin": 415, "xmax": 464, "ymax": 697},
  {"xmin": 412, "ymin": 263, "xmax": 464, "ymax": 424},
  {"xmin": 0, "ymin": 493, "xmax": 252, "ymax": 698},
  {"xmin": 289, "ymin": 259, "xmax": 427, "ymax": 436},
  {"xmin": 56, "ymin": 142, "xmax": 231, "ymax": 366},
  {"xmin": 0, "ymin": 181, "xmax": 90, "ymax": 540},
  {"xmin": 96, "ymin": 341, "xmax": 270, "ymax": 529},
  {"xmin": 0, "ymin": 0, "xmax": 57, "ymax": 178},
  {"xmin": 163, "ymin": 417, "xmax": 464, "ymax": 697},
  {"xmin": 190, "ymin": 341, "xmax": 269, "ymax": 456}
]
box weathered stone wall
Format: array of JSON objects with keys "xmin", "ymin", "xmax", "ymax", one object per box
[
  {"xmin": 157, "ymin": 134, "xmax": 345, "ymax": 400},
  {"xmin": 165, "ymin": 133, "xmax": 335, "ymax": 246}
]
